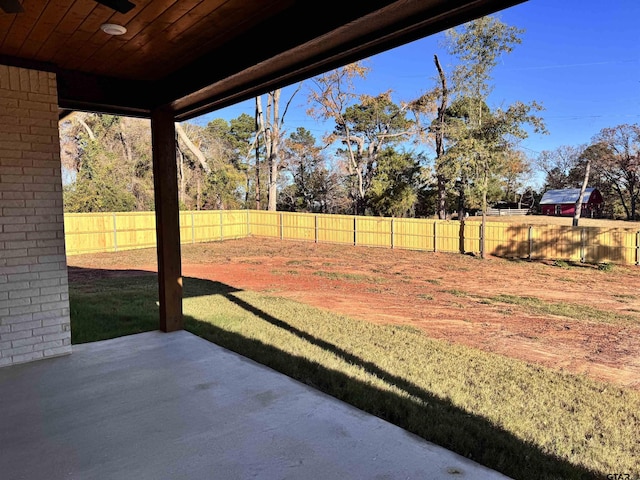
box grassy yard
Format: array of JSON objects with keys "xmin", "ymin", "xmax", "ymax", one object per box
[{"xmin": 70, "ymin": 274, "xmax": 640, "ymax": 480}]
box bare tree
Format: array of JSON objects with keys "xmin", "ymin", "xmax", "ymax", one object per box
[
  {"xmin": 572, "ymin": 153, "xmax": 591, "ymax": 227},
  {"xmin": 590, "ymin": 124, "xmax": 640, "ymax": 220},
  {"xmin": 253, "ymin": 86, "xmax": 301, "ymax": 210}
]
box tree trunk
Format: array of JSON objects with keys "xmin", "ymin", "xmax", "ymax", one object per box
[
  {"xmin": 73, "ymin": 113, "xmax": 95, "ymax": 141},
  {"xmin": 255, "ymin": 96, "xmax": 263, "ymax": 210},
  {"xmin": 245, "ymin": 174, "xmax": 250, "ymax": 207},
  {"xmin": 177, "ymin": 147, "xmax": 185, "ymax": 207},
  {"xmin": 572, "ymin": 158, "xmax": 591, "ymax": 227},
  {"xmin": 267, "ymin": 90, "xmax": 281, "ymax": 211},
  {"xmin": 457, "ymin": 180, "xmax": 466, "ymax": 221},
  {"xmin": 119, "ymin": 119, "xmax": 133, "ymax": 164},
  {"xmin": 175, "ymin": 123, "xmax": 210, "ymax": 173},
  {"xmin": 630, "ymin": 178, "xmax": 637, "ymax": 220},
  {"xmin": 434, "ymin": 54, "xmax": 449, "ymax": 220},
  {"xmin": 197, "ymin": 177, "xmax": 201, "ymax": 211},
  {"xmin": 481, "ymin": 185, "xmax": 487, "ymax": 259},
  {"xmin": 437, "ymin": 174, "xmax": 447, "ymax": 219}
]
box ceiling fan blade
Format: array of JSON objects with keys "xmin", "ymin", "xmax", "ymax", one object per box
[
  {"xmin": 94, "ymin": 0, "xmax": 135, "ymax": 14},
  {"xmin": 0, "ymin": 0, "xmax": 24, "ymax": 13}
]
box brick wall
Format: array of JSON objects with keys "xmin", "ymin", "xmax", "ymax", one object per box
[{"xmin": 0, "ymin": 65, "xmax": 71, "ymax": 367}]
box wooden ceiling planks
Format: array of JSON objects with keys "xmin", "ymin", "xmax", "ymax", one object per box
[
  {"xmin": 94, "ymin": 0, "xmax": 222, "ymax": 80},
  {"xmin": 53, "ymin": 3, "xmax": 116, "ymax": 70},
  {"xmin": 82, "ymin": 0, "xmax": 180, "ymax": 78},
  {"xmin": 101, "ymin": 0, "xmax": 201, "ymax": 64},
  {"xmin": 1, "ymin": 0, "xmax": 48, "ymax": 56},
  {"xmin": 33, "ymin": 0, "xmax": 97, "ymax": 61},
  {"xmin": 0, "ymin": 8, "xmax": 17, "ymax": 47},
  {"xmin": 18, "ymin": 0, "xmax": 76, "ymax": 58},
  {"xmin": 117, "ymin": 0, "xmax": 289, "ymax": 81}
]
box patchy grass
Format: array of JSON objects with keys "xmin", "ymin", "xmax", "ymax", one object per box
[
  {"xmin": 312, "ymin": 270, "xmax": 386, "ymax": 284},
  {"xmin": 441, "ymin": 289, "xmax": 468, "ymax": 297},
  {"xmin": 490, "ymin": 295, "xmax": 638, "ymax": 325},
  {"xmin": 238, "ymin": 259, "xmax": 263, "ymax": 265},
  {"xmin": 613, "ymin": 294, "xmax": 637, "ymax": 299},
  {"xmin": 285, "ymin": 259, "xmax": 311, "ymax": 266},
  {"xmin": 69, "ymin": 274, "xmax": 640, "ymax": 480},
  {"xmin": 553, "ymin": 259, "xmax": 571, "ymax": 269},
  {"xmin": 597, "ymin": 262, "xmax": 615, "ymax": 272}
]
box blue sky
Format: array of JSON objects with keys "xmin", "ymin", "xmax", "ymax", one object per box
[{"xmin": 193, "ymin": 0, "xmax": 640, "ymax": 188}]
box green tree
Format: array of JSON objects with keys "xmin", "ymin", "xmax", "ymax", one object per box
[
  {"xmin": 61, "ymin": 114, "xmax": 153, "ymax": 212},
  {"xmin": 335, "ymin": 92, "xmax": 414, "ymax": 214},
  {"xmin": 282, "ymin": 127, "xmax": 322, "ymax": 211},
  {"xmin": 412, "ymin": 15, "xmax": 545, "ymax": 227},
  {"xmin": 177, "ymin": 122, "xmax": 245, "ymax": 210},
  {"xmin": 207, "ymin": 113, "xmax": 255, "ymax": 207},
  {"xmin": 366, "ymin": 149, "xmax": 425, "ymax": 217},
  {"xmin": 63, "ymin": 139, "xmax": 137, "ymax": 212}
]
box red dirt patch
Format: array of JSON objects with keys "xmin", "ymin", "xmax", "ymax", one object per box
[{"xmin": 68, "ymin": 237, "xmax": 640, "ymax": 390}]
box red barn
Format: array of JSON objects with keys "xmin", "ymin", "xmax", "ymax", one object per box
[{"xmin": 540, "ymin": 188, "xmax": 603, "ymax": 217}]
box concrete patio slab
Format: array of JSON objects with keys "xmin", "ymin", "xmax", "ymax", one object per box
[{"xmin": 0, "ymin": 331, "xmax": 511, "ymax": 480}]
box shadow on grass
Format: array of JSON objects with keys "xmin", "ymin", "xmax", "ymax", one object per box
[{"xmin": 69, "ymin": 266, "xmax": 603, "ymax": 480}]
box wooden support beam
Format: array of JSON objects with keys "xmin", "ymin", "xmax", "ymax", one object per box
[{"xmin": 151, "ymin": 106, "xmax": 183, "ymax": 332}]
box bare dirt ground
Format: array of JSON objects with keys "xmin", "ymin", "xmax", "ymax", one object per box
[{"xmin": 67, "ymin": 237, "xmax": 640, "ymax": 390}]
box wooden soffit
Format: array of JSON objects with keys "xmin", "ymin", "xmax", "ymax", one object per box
[{"xmin": 0, "ymin": 0, "xmax": 525, "ymax": 120}]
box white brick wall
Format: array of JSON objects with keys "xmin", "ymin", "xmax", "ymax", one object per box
[{"xmin": 0, "ymin": 64, "xmax": 71, "ymax": 367}]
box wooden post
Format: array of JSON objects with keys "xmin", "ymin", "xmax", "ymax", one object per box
[
  {"xmin": 151, "ymin": 106, "xmax": 183, "ymax": 332},
  {"xmin": 314, "ymin": 214, "xmax": 318, "ymax": 244},
  {"xmin": 433, "ymin": 221, "xmax": 437, "ymax": 252},
  {"xmin": 390, "ymin": 217, "xmax": 394, "ymax": 249},
  {"xmin": 636, "ymin": 231, "xmax": 640, "ymax": 266},
  {"xmin": 353, "ymin": 217, "xmax": 357, "ymax": 246},
  {"xmin": 580, "ymin": 227, "xmax": 586, "ymax": 263}
]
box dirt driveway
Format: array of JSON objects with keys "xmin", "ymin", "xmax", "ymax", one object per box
[{"xmin": 68, "ymin": 237, "xmax": 640, "ymax": 390}]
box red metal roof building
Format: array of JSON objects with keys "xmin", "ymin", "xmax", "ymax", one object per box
[{"xmin": 539, "ymin": 188, "xmax": 603, "ymax": 217}]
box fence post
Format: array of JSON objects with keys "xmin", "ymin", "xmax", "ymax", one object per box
[
  {"xmin": 191, "ymin": 211, "xmax": 195, "ymax": 244},
  {"xmin": 580, "ymin": 227, "xmax": 586, "ymax": 263},
  {"xmin": 314, "ymin": 214, "xmax": 318, "ymax": 244},
  {"xmin": 354, "ymin": 217, "xmax": 357, "ymax": 246},
  {"xmin": 220, "ymin": 211, "xmax": 223, "ymax": 241},
  {"xmin": 433, "ymin": 221, "xmax": 437, "ymax": 253},
  {"xmin": 636, "ymin": 231, "xmax": 640, "ymax": 266},
  {"xmin": 391, "ymin": 217, "xmax": 395, "ymax": 249},
  {"xmin": 528, "ymin": 225, "xmax": 533, "ymax": 260},
  {"xmin": 479, "ymin": 222, "xmax": 484, "ymax": 258},
  {"xmin": 112, "ymin": 213, "xmax": 118, "ymax": 252},
  {"xmin": 280, "ymin": 212, "xmax": 284, "ymax": 240}
]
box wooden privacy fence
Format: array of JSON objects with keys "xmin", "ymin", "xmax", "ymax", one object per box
[{"xmin": 64, "ymin": 210, "xmax": 640, "ymax": 266}]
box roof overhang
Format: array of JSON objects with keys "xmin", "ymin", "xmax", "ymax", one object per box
[{"xmin": 0, "ymin": 0, "xmax": 526, "ymax": 121}]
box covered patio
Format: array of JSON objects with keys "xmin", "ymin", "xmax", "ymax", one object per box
[
  {"xmin": 1, "ymin": 0, "xmax": 523, "ymax": 478},
  {"xmin": 0, "ymin": 330, "xmax": 509, "ymax": 479}
]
